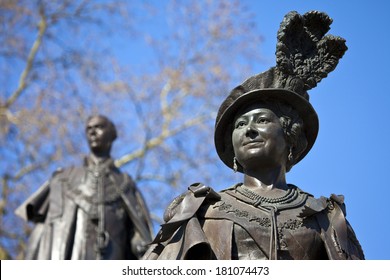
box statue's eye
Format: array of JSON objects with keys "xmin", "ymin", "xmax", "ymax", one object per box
[
  {"xmin": 235, "ymin": 121, "xmax": 246, "ymax": 129},
  {"xmin": 257, "ymin": 117, "xmax": 269, "ymax": 124}
]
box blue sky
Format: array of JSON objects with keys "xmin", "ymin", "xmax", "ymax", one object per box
[
  {"xmin": 5, "ymin": 0, "xmax": 386, "ymax": 261},
  {"xmin": 234, "ymin": 0, "xmax": 390, "ymax": 259}
]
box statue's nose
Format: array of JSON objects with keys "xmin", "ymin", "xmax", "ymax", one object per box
[{"xmin": 245, "ymin": 124, "xmax": 259, "ymax": 138}]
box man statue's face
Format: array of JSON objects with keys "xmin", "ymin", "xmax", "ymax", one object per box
[{"xmin": 86, "ymin": 116, "xmax": 114, "ymax": 155}]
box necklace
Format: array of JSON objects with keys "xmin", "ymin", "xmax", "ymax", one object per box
[{"xmin": 235, "ymin": 184, "xmax": 298, "ymax": 207}]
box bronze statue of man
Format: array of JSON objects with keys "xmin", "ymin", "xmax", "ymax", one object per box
[
  {"xmin": 144, "ymin": 11, "xmax": 364, "ymax": 260},
  {"xmin": 16, "ymin": 115, "xmax": 153, "ymax": 260}
]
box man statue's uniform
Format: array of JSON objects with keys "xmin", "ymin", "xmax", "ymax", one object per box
[{"xmin": 16, "ymin": 115, "xmax": 153, "ymax": 260}]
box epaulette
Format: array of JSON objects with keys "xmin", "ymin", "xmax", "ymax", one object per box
[
  {"xmin": 52, "ymin": 167, "xmax": 64, "ymax": 176},
  {"xmin": 153, "ymin": 183, "xmax": 220, "ymax": 244}
]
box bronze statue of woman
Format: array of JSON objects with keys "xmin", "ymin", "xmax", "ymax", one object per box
[{"xmin": 143, "ymin": 11, "xmax": 364, "ymax": 260}]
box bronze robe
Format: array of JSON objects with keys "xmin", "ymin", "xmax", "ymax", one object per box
[
  {"xmin": 144, "ymin": 183, "xmax": 364, "ymax": 260},
  {"xmin": 17, "ymin": 157, "xmax": 153, "ymax": 260}
]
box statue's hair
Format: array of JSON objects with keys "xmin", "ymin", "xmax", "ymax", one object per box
[
  {"xmin": 265, "ymin": 100, "xmax": 307, "ymax": 172},
  {"xmin": 86, "ymin": 115, "xmax": 117, "ymax": 141}
]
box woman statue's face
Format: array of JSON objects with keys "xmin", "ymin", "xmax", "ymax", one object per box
[{"xmin": 232, "ymin": 104, "xmax": 288, "ymax": 171}]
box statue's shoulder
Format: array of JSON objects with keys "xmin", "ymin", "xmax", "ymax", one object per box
[
  {"xmin": 150, "ymin": 183, "xmax": 221, "ymax": 245},
  {"xmin": 297, "ymin": 190, "xmax": 346, "ymax": 217},
  {"xmin": 50, "ymin": 165, "xmax": 81, "ymax": 179},
  {"xmin": 47, "ymin": 165, "xmax": 87, "ymax": 193},
  {"xmin": 327, "ymin": 193, "xmax": 347, "ymax": 216},
  {"xmin": 48, "ymin": 167, "xmax": 66, "ymax": 183},
  {"xmin": 120, "ymin": 171, "xmax": 135, "ymax": 185},
  {"xmin": 163, "ymin": 183, "xmax": 221, "ymax": 222},
  {"xmin": 113, "ymin": 171, "xmax": 137, "ymax": 197},
  {"xmin": 304, "ymin": 193, "xmax": 364, "ymax": 259},
  {"xmin": 50, "ymin": 166, "xmax": 66, "ymax": 178}
]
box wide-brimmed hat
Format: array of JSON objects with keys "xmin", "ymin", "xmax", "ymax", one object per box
[{"xmin": 214, "ymin": 11, "xmax": 347, "ymax": 171}]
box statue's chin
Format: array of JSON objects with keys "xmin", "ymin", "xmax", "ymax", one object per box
[{"xmin": 90, "ymin": 145, "xmax": 111, "ymax": 156}]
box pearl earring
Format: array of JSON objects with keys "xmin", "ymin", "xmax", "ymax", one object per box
[{"xmin": 288, "ymin": 147, "xmax": 294, "ymax": 162}]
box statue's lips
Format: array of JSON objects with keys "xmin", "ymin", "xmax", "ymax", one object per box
[
  {"xmin": 243, "ymin": 140, "xmax": 264, "ymax": 147},
  {"xmin": 88, "ymin": 137, "xmax": 101, "ymax": 145}
]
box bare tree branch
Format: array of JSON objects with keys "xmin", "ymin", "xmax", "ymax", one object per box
[
  {"xmin": 4, "ymin": 4, "xmax": 48, "ymax": 109},
  {"xmin": 115, "ymin": 114, "xmax": 211, "ymax": 167},
  {"xmin": 0, "ymin": 0, "xmax": 262, "ymax": 259}
]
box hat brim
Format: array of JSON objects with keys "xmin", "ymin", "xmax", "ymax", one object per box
[{"xmin": 214, "ymin": 88, "xmax": 319, "ymax": 172}]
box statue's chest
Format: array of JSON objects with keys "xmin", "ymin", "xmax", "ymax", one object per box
[
  {"xmin": 202, "ymin": 193, "xmax": 326, "ymax": 259},
  {"xmin": 65, "ymin": 167, "xmax": 126, "ymax": 202},
  {"xmin": 62, "ymin": 168, "xmax": 129, "ymax": 219}
]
